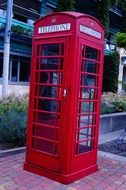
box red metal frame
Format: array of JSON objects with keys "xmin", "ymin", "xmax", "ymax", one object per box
[{"xmin": 24, "ymin": 12, "xmax": 105, "ymax": 184}]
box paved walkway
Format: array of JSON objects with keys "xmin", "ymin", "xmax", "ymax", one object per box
[{"xmin": 0, "ymin": 152, "xmax": 126, "ymax": 190}]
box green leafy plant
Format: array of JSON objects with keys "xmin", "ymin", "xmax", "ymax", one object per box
[
  {"xmin": 116, "ymin": 32, "xmax": 126, "ymax": 49},
  {"xmin": 0, "ymin": 94, "xmax": 28, "ymax": 116},
  {"xmin": 97, "ymin": 0, "xmax": 110, "ymax": 32},
  {"xmin": 11, "ymin": 25, "xmax": 33, "ymax": 37},
  {"xmin": 56, "ymin": 0, "xmax": 75, "ymax": 12},
  {"xmin": 101, "ymin": 92, "xmax": 126, "ymax": 114},
  {"xmin": 0, "ymin": 110, "xmax": 27, "ymax": 147}
]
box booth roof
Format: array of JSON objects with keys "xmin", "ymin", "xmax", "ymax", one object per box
[{"xmin": 34, "ymin": 11, "xmax": 105, "ymax": 31}]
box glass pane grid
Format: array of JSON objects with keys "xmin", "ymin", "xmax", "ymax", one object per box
[
  {"xmin": 32, "ymin": 42, "xmax": 65, "ymax": 156},
  {"xmin": 76, "ymin": 44, "xmax": 100, "ymax": 155}
]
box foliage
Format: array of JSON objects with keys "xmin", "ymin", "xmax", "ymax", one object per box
[
  {"xmin": 11, "ymin": 25, "xmax": 33, "ymax": 37},
  {"xmin": 0, "ymin": 110, "xmax": 27, "ymax": 147},
  {"xmin": 0, "ymin": 94, "xmax": 28, "ymax": 116},
  {"xmin": 97, "ymin": 0, "xmax": 126, "ymax": 36},
  {"xmin": 56, "ymin": 0, "xmax": 75, "ymax": 12},
  {"xmin": 97, "ymin": 0, "xmax": 110, "ymax": 32},
  {"xmin": 103, "ymin": 51, "xmax": 119, "ymax": 93},
  {"xmin": 101, "ymin": 92, "xmax": 126, "ymax": 114},
  {"xmin": 116, "ymin": 32, "xmax": 126, "ymax": 49},
  {"xmin": 0, "ymin": 95, "xmax": 28, "ymax": 147}
]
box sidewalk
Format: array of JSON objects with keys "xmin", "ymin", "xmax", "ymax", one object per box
[
  {"xmin": 0, "ymin": 130, "xmax": 126, "ymax": 190},
  {"xmin": 0, "ymin": 153, "xmax": 126, "ymax": 190}
]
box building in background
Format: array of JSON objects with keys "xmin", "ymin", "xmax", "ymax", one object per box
[{"xmin": 0, "ymin": 0, "xmax": 125, "ymax": 96}]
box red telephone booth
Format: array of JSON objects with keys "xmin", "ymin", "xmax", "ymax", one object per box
[{"xmin": 24, "ymin": 12, "xmax": 105, "ymax": 184}]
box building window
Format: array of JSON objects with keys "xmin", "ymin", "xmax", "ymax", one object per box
[
  {"xmin": 0, "ymin": 9, "xmax": 6, "ymax": 17},
  {"xmin": 13, "ymin": 14, "xmax": 27, "ymax": 23},
  {"xmin": 7, "ymin": 55, "xmax": 30, "ymax": 84},
  {"xmin": 0, "ymin": 54, "xmax": 30, "ymax": 84},
  {"xmin": 9, "ymin": 56, "xmax": 30, "ymax": 84},
  {"xmin": 19, "ymin": 59, "xmax": 30, "ymax": 82}
]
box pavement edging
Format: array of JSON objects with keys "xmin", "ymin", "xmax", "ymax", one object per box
[
  {"xmin": 0, "ymin": 147, "xmax": 26, "ymax": 158},
  {"xmin": 98, "ymin": 150, "xmax": 126, "ymax": 162}
]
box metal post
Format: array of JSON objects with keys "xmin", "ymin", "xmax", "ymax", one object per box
[{"xmin": 2, "ymin": 0, "xmax": 13, "ymax": 98}]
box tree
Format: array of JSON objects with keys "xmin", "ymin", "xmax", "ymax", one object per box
[
  {"xmin": 97, "ymin": 0, "xmax": 110, "ymax": 31},
  {"xmin": 56, "ymin": 0, "xmax": 75, "ymax": 12},
  {"xmin": 103, "ymin": 52, "xmax": 119, "ymax": 93},
  {"xmin": 116, "ymin": 33, "xmax": 126, "ymax": 50}
]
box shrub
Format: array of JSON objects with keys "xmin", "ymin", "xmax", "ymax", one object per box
[
  {"xmin": 101, "ymin": 92, "xmax": 126, "ymax": 114},
  {"xmin": 0, "ymin": 94, "xmax": 28, "ymax": 116},
  {"xmin": 0, "ymin": 94, "xmax": 28, "ymax": 148},
  {"xmin": 0, "ymin": 110, "xmax": 27, "ymax": 147}
]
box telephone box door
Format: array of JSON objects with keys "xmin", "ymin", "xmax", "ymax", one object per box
[
  {"xmin": 72, "ymin": 37, "xmax": 103, "ymax": 171},
  {"xmin": 27, "ymin": 38, "xmax": 69, "ymax": 172}
]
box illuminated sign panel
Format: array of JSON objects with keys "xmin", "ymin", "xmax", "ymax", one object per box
[
  {"xmin": 38, "ymin": 23, "xmax": 71, "ymax": 34},
  {"xmin": 80, "ymin": 24, "xmax": 102, "ymax": 39}
]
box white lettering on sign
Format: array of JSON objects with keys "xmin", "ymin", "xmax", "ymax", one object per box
[
  {"xmin": 38, "ymin": 23, "xmax": 71, "ymax": 34},
  {"xmin": 80, "ymin": 24, "xmax": 102, "ymax": 39}
]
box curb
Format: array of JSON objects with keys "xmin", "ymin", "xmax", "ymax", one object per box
[
  {"xmin": 98, "ymin": 150, "xmax": 126, "ymax": 162},
  {"xmin": 0, "ymin": 147, "xmax": 26, "ymax": 158}
]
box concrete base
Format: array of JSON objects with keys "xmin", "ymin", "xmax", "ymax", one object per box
[{"xmin": 100, "ymin": 112, "xmax": 126, "ymax": 134}]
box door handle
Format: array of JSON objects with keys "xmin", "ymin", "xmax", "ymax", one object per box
[{"xmin": 63, "ymin": 89, "xmax": 67, "ymax": 97}]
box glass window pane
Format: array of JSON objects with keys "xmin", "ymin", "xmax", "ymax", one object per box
[
  {"xmin": 81, "ymin": 60, "xmax": 97, "ymax": 73},
  {"xmin": 60, "ymin": 58, "xmax": 64, "ymax": 70},
  {"xmin": 77, "ymin": 128, "xmax": 92, "ymax": 140},
  {"xmin": 85, "ymin": 46, "xmax": 99, "ymax": 60},
  {"xmin": 77, "ymin": 140, "xmax": 93, "ymax": 154},
  {"xmin": 79, "ymin": 115, "xmax": 93, "ymax": 127},
  {"xmin": 39, "ymin": 85, "xmax": 57, "ymax": 98},
  {"xmin": 33, "ymin": 112, "xmax": 60, "ymax": 127},
  {"xmin": 39, "ymin": 72, "xmax": 63, "ymax": 85},
  {"xmin": 11, "ymin": 61, "xmax": 18, "ymax": 82},
  {"xmin": 40, "ymin": 58, "xmax": 59, "ymax": 70},
  {"xmin": 79, "ymin": 88, "xmax": 97, "ymax": 100},
  {"xmin": 42, "ymin": 44, "xmax": 60, "ymax": 56},
  {"xmin": 77, "ymin": 114, "xmax": 96, "ymax": 128},
  {"xmin": 79, "ymin": 102, "xmax": 95, "ymax": 113},
  {"xmin": 19, "ymin": 61, "xmax": 30, "ymax": 82},
  {"xmin": 81, "ymin": 74, "xmax": 97, "ymax": 86},
  {"xmin": 61, "ymin": 43, "xmax": 64, "ymax": 55},
  {"xmin": 35, "ymin": 99, "xmax": 61, "ymax": 113},
  {"xmin": 33, "ymin": 125, "xmax": 59, "ymax": 141},
  {"xmin": 32, "ymin": 138, "xmax": 58, "ymax": 155}
]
